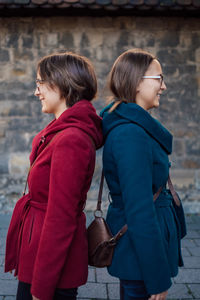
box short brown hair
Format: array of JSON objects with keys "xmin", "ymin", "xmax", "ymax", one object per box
[
  {"xmin": 108, "ymin": 48, "xmax": 156, "ymax": 111},
  {"xmin": 37, "ymin": 52, "xmax": 97, "ymax": 107}
]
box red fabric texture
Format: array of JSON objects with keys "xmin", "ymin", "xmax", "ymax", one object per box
[{"xmin": 5, "ymin": 100, "xmax": 103, "ymax": 300}]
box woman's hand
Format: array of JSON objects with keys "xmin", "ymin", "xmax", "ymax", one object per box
[
  {"xmin": 149, "ymin": 290, "xmax": 168, "ymax": 300},
  {"xmin": 32, "ymin": 296, "xmax": 40, "ymax": 300}
]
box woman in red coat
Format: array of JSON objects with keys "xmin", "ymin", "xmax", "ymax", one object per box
[{"xmin": 5, "ymin": 52, "xmax": 103, "ymax": 300}]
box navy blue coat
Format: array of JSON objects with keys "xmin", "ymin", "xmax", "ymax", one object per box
[{"xmin": 100, "ymin": 102, "xmax": 183, "ymax": 295}]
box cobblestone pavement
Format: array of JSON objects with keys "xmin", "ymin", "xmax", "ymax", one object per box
[{"xmin": 0, "ymin": 213, "xmax": 200, "ymax": 300}]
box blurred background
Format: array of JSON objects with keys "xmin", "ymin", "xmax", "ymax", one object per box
[{"xmin": 0, "ymin": 0, "xmax": 199, "ymax": 214}]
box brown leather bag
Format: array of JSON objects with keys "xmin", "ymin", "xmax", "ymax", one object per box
[
  {"xmin": 87, "ymin": 171, "xmax": 127, "ymax": 267},
  {"xmin": 87, "ymin": 171, "xmax": 166, "ymax": 268}
]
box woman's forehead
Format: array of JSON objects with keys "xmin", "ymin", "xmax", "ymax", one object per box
[{"xmin": 146, "ymin": 59, "xmax": 162, "ymax": 74}]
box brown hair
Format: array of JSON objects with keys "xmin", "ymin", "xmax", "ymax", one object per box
[
  {"xmin": 108, "ymin": 48, "xmax": 156, "ymax": 111},
  {"xmin": 37, "ymin": 52, "xmax": 97, "ymax": 107}
]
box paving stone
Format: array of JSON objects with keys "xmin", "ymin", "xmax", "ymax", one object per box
[
  {"xmin": 0, "ymin": 255, "xmax": 4, "ymax": 266},
  {"xmin": 186, "ymin": 231, "xmax": 200, "ymax": 238},
  {"xmin": 0, "ymin": 214, "xmax": 11, "ymax": 229},
  {"xmin": 188, "ymin": 247, "xmax": 200, "ymax": 256},
  {"xmin": 174, "ymin": 269, "xmax": 200, "ymax": 284},
  {"xmin": 0, "ymin": 237, "xmax": 6, "ymax": 249},
  {"xmin": 188, "ymin": 223, "xmax": 200, "ymax": 230},
  {"xmin": 88, "ymin": 267, "xmax": 95, "ymax": 282},
  {"xmin": 181, "ymin": 247, "xmax": 192, "ymax": 257},
  {"xmin": 0, "ymin": 267, "xmax": 14, "ymax": 280},
  {"xmin": 0, "ymin": 280, "xmax": 18, "ymax": 296},
  {"xmin": 188, "ymin": 284, "xmax": 200, "ymax": 298},
  {"xmin": 107, "ymin": 283, "xmax": 120, "ymax": 300},
  {"xmin": 78, "ymin": 282, "xmax": 107, "ymax": 299},
  {"xmin": 185, "ymin": 216, "xmax": 195, "ymax": 224},
  {"xmin": 194, "ymin": 239, "xmax": 200, "ymax": 246},
  {"xmin": 0, "ymin": 229, "xmax": 8, "ymax": 238},
  {"xmin": 96, "ymin": 268, "xmax": 119, "ymax": 283},
  {"xmin": 182, "ymin": 239, "xmax": 198, "ymax": 248},
  {"xmin": 183, "ymin": 256, "xmax": 200, "ymax": 268},
  {"xmin": 168, "ymin": 283, "xmax": 192, "ymax": 299}
]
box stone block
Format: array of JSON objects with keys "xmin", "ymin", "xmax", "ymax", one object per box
[
  {"xmin": 188, "ymin": 284, "xmax": 200, "ymax": 298},
  {"xmin": 0, "ymin": 214, "xmax": 11, "ymax": 230},
  {"xmin": 107, "ymin": 283, "xmax": 120, "ymax": 300},
  {"xmin": 8, "ymin": 152, "xmax": 29, "ymax": 178},
  {"xmin": 22, "ymin": 36, "xmax": 34, "ymax": 48},
  {"xmin": 182, "ymin": 158, "xmax": 200, "ymax": 169},
  {"xmin": 173, "ymin": 138, "xmax": 185, "ymax": 156},
  {"xmin": 0, "ymin": 267, "xmax": 14, "ymax": 280},
  {"xmin": 174, "ymin": 269, "xmax": 200, "ymax": 283},
  {"xmin": 159, "ymin": 32, "xmax": 179, "ymax": 47},
  {"xmin": 0, "ymin": 154, "xmax": 9, "ymax": 174},
  {"xmin": 182, "ymin": 239, "xmax": 197, "ymax": 248},
  {"xmin": 168, "ymin": 283, "xmax": 192, "ymax": 299},
  {"xmin": 0, "ymin": 255, "xmax": 5, "ymax": 266},
  {"xmin": 59, "ymin": 31, "xmax": 74, "ymax": 48},
  {"xmin": 0, "ymin": 49, "xmax": 9, "ymax": 62},
  {"xmin": 0, "ymin": 229, "xmax": 8, "ymax": 238},
  {"xmin": 187, "ymin": 247, "xmax": 200, "ymax": 257},
  {"xmin": 6, "ymin": 32, "xmax": 19, "ymax": 48},
  {"xmin": 181, "ymin": 247, "xmax": 192, "ymax": 257},
  {"xmin": 88, "ymin": 267, "xmax": 96, "ymax": 282},
  {"xmin": 0, "ymin": 101, "xmax": 31, "ymax": 117},
  {"xmin": 0, "ymin": 279, "xmax": 18, "ymax": 296},
  {"xmin": 78, "ymin": 282, "xmax": 107, "ymax": 299},
  {"xmin": 45, "ymin": 33, "xmax": 58, "ymax": 47},
  {"xmin": 186, "ymin": 230, "xmax": 200, "ymax": 239},
  {"xmin": 157, "ymin": 49, "xmax": 191, "ymax": 65},
  {"xmin": 13, "ymin": 48, "xmax": 34, "ymax": 61},
  {"xmin": 180, "ymin": 31, "xmax": 192, "ymax": 48},
  {"xmin": 195, "ymin": 48, "xmax": 200, "ymax": 63},
  {"xmin": 96, "ymin": 268, "xmax": 119, "ymax": 283},
  {"xmin": 182, "ymin": 256, "xmax": 200, "ymax": 268},
  {"xmin": 170, "ymin": 169, "xmax": 195, "ymax": 189},
  {"xmin": 183, "ymin": 201, "xmax": 200, "ymax": 214},
  {"xmin": 194, "ymin": 239, "xmax": 200, "ymax": 246},
  {"xmin": 186, "ymin": 138, "xmax": 200, "ymax": 156},
  {"xmin": 195, "ymin": 170, "xmax": 200, "ymax": 190}
]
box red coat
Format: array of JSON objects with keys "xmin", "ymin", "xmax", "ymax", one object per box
[{"xmin": 5, "ymin": 100, "xmax": 103, "ymax": 300}]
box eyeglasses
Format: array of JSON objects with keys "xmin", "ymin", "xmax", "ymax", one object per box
[
  {"xmin": 142, "ymin": 74, "xmax": 164, "ymax": 85},
  {"xmin": 36, "ymin": 79, "xmax": 45, "ymax": 89}
]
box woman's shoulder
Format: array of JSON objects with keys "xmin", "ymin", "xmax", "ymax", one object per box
[
  {"xmin": 53, "ymin": 128, "xmax": 93, "ymax": 148},
  {"xmin": 111, "ymin": 122, "xmax": 150, "ymax": 140}
]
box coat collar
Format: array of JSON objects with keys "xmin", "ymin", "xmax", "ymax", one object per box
[{"xmin": 100, "ymin": 102, "xmax": 172, "ymax": 154}]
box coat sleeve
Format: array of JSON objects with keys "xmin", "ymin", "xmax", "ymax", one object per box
[
  {"xmin": 31, "ymin": 132, "xmax": 92, "ymax": 300},
  {"xmin": 112, "ymin": 124, "xmax": 172, "ymax": 295}
]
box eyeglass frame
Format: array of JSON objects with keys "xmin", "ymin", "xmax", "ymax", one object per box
[
  {"xmin": 142, "ymin": 74, "xmax": 164, "ymax": 85},
  {"xmin": 35, "ymin": 79, "xmax": 46, "ymax": 89}
]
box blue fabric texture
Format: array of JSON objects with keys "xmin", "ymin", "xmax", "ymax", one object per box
[
  {"xmin": 120, "ymin": 280, "xmax": 150, "ymax": 300},
  {"xmin": 100, "ymin": 102, "xmax": 183, "ymax": 295}
]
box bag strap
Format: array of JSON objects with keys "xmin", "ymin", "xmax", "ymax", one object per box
[
  {"xmin": 167, "ymin": 175, "xmax": 181, "ymax": 207},
  {"xmin": 23, "ymin": 131, "xmax": 61, "ymax": 196},
  {"xmin": 95, "ymin": 172, "xmax": 163, "ymax": 237},
  {"xmin": 96, "ymin": 170, "xmax": 104, "ymax": 212}
]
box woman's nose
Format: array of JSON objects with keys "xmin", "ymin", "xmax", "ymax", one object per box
[
  {"xmin": 34, "ymin": 86, "xmax": 40, "ymax": 97},
  {"xmin": 162, "ymin": 81, "xmax": 167, "ymax": 90}
]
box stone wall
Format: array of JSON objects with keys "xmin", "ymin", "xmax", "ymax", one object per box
[{"xmin": 0, "ymin": 16, "xmax": 199, "ymax": 213}]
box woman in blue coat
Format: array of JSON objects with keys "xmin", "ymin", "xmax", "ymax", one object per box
[{"xmin": 100, "ymin": 49, "xmax": 185, "ymax": 300}]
